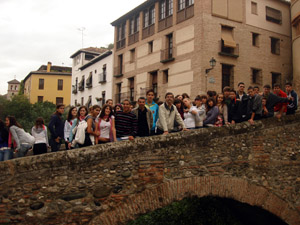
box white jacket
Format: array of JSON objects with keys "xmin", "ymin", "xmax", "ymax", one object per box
[
  {"xmin": 184, "ymin": 106, "xmax": 200, "ymax": 128},
  {"xmin": 31, "ymin": 126, "xmax": 49, "ymax": 145}
]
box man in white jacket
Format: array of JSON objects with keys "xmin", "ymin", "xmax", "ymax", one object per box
[{"xmin": 156, "ymin": 92, "xmax": 188, "ymax": 135}]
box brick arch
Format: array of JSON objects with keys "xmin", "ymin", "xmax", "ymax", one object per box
[{"xmin": 89, "ymin": 176, "xmax": 300, "ymax": 225}]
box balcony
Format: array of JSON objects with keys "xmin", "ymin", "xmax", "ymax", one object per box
[
  {"xmin": 142, "ymin": 24, "xmax": 155, "ymax": 40},
  {"xmin": 114, "ymin": 66, "xmax": 124, "ymax": 78},
  {"xmin": 86, "ymin": 75, "xmax": 92, "ymax": 88},
  {"xmin": 158, "ymin": 15, "xmax": 173, "ymax": 32},
  {"xmin": 78, "ymin": 80, "xmax": 84, "ymax": 91},
  {"xmin": 72, "ymin": 85, "xmax": 78, "ymax": 94},
  {"xmin": 218, "ymin": 40, "xmax": 239, "ymax": 58},
  {"xmin": 128, "ymin": 32, "xmax": 139, "ymax": 46},
  {"xmin": 116, "ymin": 38, "xmax": 126, "ymax": 50},
  {"xmin": 98, "ymin": 72, "xmax": 107, "ymax": 83},
  {"xmin": 160, "ymin": 47, "xmax": 175, "ymax": 63},
  {"xmin": 177, "ymin": 4, "xmax": 194, "ymax": 24}
]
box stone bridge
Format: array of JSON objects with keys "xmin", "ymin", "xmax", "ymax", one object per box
[{"xmin": 0, "ymin": 115, "xmax": 300, "ymax": 225}]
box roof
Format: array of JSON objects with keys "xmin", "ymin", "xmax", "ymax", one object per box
[
  {"xmin": 111, "ymin": 0, "xmax": 154, "ymax": 26},
  {"xmin": 23, "ymin": 68, "xmax": 72, "ymax": 83},
  {"xmin": 37, "ymin": 65, "xmax": 72, "ymax": 72},
  {"xmin": 7, "ymin": 79, "xmax": 20, "ymax": 84},
  {"xmin": 70, "ymin": 47, "xmax": 108, "ymax": 58},
  {"xmin": 79, "ymin": 50, "xmax": 113, "ymax": 71}
]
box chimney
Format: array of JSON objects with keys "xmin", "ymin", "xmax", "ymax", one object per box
[{"xmin": 47, "ymin": 62, "xmax": 52, "ymax": 72}]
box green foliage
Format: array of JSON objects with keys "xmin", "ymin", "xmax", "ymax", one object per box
[
  {"xmin": 18, "ymin": 80, "xmax": 24, "ymax": 95},
  {"xmin": 0, "ymin": 95, "xmax": 56, "ymax": 131}
]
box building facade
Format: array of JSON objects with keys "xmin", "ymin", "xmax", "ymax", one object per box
[
  {"xmin": 70, "ymin": 48, "xmax": 113, "ymax": 107},
  {"xmin": 23, "ymin": 62, "xmax": 72, "ymax": 105},
  {"xmin": 111, "ymin": 0, "xmax": 292, "ymax": 103},
  {"xmin": 7, "ymin": 79, "xmax": 20, "ymax": 100},
  {"xmin": 291, "ymin": 0, "xmax": 300, "ymax": 92}
]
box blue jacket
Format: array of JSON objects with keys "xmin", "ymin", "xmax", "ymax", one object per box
[
  {"xmin": 48, "ymin": 114, "xmax": 64, "ymax": 139},
  {"xmin": 145, "ymin": 101, "xmax": 159, "ymax": 130},
  {"xmin": 286, "ymin": 90, "xmax": 298, "ymax": 112}
]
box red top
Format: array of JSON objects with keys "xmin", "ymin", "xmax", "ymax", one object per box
[{"xmin": 274, "ymin": 89, "xmax": 287, "ymax": 112}]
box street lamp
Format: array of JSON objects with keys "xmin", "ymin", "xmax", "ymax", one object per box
[{"xmin": 205, "ymin": 57, "xmax": 217, "ymax": 92}]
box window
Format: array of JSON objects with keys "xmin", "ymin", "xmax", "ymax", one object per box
[
  {"xmin": 86, "ymin": 72, "xmax": 93, "ymax": 88},
  {"xmin": 149, "ymin": 41, "xmax": 154, "ymax": 53},
  {"xmin": 102, "ymin": 91, "xmax": 106, "ymax": 106},
  {"xmin": 220, "ymin": 26, "xmax": 238, "ymax": 57},
  {"xmin": 130, "ymin": 48, "xmax": 135, "ymax": 63},
  {"xmin": 39, "ymin": 79, "xmax": 44, "ymax": 90},
  {"xmin": 117, "ymin": 23, "xmax": 126, "ymax": 49},
  {"xmin": 161, "ymin": 33, "xmax": 174, "ymax": 62},
  {"xmin": 252, "ymin": 33, "xmax": 259, "ymax": 47},
  {"xmin": 150, "ymin": 71, "xmax": 158, "ymax": 95},
  {"xmin": 130, "ymin": 15, "xmax": 140, "ymax": 35},
  {"xmin": 99, "ymin": 64, "xmax": 107, "ymax": 83},
  {"xmin": 81, "ymin": 97, "xmax": 84, "ymax": 106},
  {"xmin": 271, "ymin": 37, "xmax": 280, "ymax": 55},
  {"xmin": 38, "ymin": 96, "xmax": 43, "ymax": 102},
  {"xmin": 163, "ymin": 70, "xmax": 169, "ymax": 84},
  {"xmin": 117, "ymin": 54, "xmax": 123, "ymax": 75},
  {"xmin": 15, "ymin": 85, "xmax": 17, "ymax": 90},
  {"xmin": 58, "ymin": 79, "xmax": 63, "ymax": 90},
  {"xmin": 160, "ymin": 0, "xmax": 173, "ymax": 20},
  {"xmin": 144, "ymin": 5, "xmax": 155, "ymax": 28},
  {"xmin": 271, "ymin": 72, "xmax": 281, "ymax": 88},
  {"xmin": 116, "ymin": 83, "xmax": 122, "ymax": 103},
  {"xmin": 251, "ymin": 68, "xmax": 262, "ymax": 84},
  {"xmin": 178, "ymin": 0, "xmax": 194, "ymax": 11},
  {"xmin": 222, "ymin": 64, "xmax": 234, "ymax": 89},
  {"xmin": 266, "ymin": 6, "xmax": 282, "ymax": 24},
  {"xmin": 167, "ymin": 33, "xmax": 173, "ymax": 58},
  {"xmin": 75, "ymin": 100, "xmax": 77, "ymax": 106},
  {"xmin": 10, "ymin": 85, "xmax": 13, "ymax": 90},
  {"xmin": 56, "ymin": 97, "xmax": 63, "ymax": 105},
  {"xmin": 129, "ymin": 77, "xmax": 135, "ymax": 101},
  {"xmin": 251, "ymin": 2, "xmax": 257, "ymax": 15}
]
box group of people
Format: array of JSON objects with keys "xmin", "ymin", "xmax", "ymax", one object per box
[{"xmin": 0, "ymin": 82, "xmax": 297, "ymax": 161}]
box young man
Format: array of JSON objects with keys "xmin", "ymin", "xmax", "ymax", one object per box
[
  {"xmin": 247, "ymin": 86, "xmax": 262, "ymax": 125},
  {"xmin": 145, "ymin": 89, "xmax": 159, "ymax": 135},
  {"xmin": 228, "ymin": 89, "xmax": 239, "ymax": 124},
  {"xmin": 48, "ymin": 104, "xmax": 65, "ymax": 152},
  {"xmin": 273, "ymin": 84, "xmax": 288, "ymax": 119},
  {"xmin": 115, "ymin": 99, "xmax": 137, "ymax": 140},
  {"xmin": 253, "ymin": 86, "xmax": 260, "ymax": 95},
  {"xmin": 262, "ymin": 84, "xmax": 290, "ymax": 119},
  {"xmin": 236, "ymin": 82, "xmax": 249, "ymax": 122},
  {"xmin": 156, "ymin": 92, "xmax": 187, "ymax": 135},
  {"xmin": 223, "ymin": 86, "xmax": 231, "ymax": 107},
  {"xmin": 285, "ymin": 82, "xmax": 298, "ymax": 115},
  {"xmin": 106, "ymin": 99, "xmax": 113, "ymax": 107},
  {"xmin": 132, "ymin": 97, "xmax": 153, "ymax": 137}
]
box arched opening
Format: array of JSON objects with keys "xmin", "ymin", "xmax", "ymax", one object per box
[{"xmin": 126, "ymin": 196, "xmax": 288, "ymax": 225}]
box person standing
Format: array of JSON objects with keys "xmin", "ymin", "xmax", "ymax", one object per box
[
  {"xmin": 203, "ymin": 98, "xmax": 219, "ymax": 127},
  {"xmin": 31, "ymin": 117, "xmax": 49, "ymax": 155},
  {"xmin": 285, "ymin": 82, "xmax": 298, "ymax": 115},
  {"xmin": 132, "ymin": 97, "xmax": 153, "ymax": 137},
  {"xmin": 182, "ymin": 98, "xmax": 200, "ymax": 129},
  {"xmin": 115, "ymin": 99, "xmax": 138, "ymax": 140},
  {"xmin": 64, "ymin": 106, "xmax": 77, "ymax": 150},
  {"xmin": 48, "ymin": 104, "xmax": 65, "ymax": 152},
  {"xmin": 0, "ymin": 119, "xmax": 12, "ymax": 161},
  {"xmin": 156, "ymin": 92, "xmax": 187, "ymax": 135},
  {"xmin": 145, "ymin": 89, "xmax": 159, "ymax": 135},
  {"xmin": 273, "ymin": 84, "xmax": 288, "ymax": 119},
  {"xmin": 247, "ymin": 86, "xmax": 263, "ymax": 125},
  {"xmin": 236, "ymin": 82, "xmax": 249, "ymax": 122}
]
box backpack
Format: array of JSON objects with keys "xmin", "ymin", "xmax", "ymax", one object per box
[{"xmin": 74, "ymin": 119, "xmax": 88, "ymax": 145}]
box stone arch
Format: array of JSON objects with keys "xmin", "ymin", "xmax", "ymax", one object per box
[{"xmin": 89, "ymin": 176, "xmax": 300, "ymax": 225}]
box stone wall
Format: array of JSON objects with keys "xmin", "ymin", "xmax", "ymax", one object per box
[{"xmin": 0, "ymin": 115, "xmax": 300, "ymax": 225}]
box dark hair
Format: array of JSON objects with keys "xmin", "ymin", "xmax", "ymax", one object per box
[
  {"xmin": 56, "ymin": 104, "xmax": 65, "ymax": 109},
  {"xmin": 138, "ymin": 97, "xmax": 146, "ymax": 102},
  {"xmin": 106, "ymin": 99, "xmax": 113, "ymax": 104},
  {"xmin": 223, "ymin": 86, "xmax": 231, "ymax": 92},
  {"xmin": 77, "ymin": 106, "xmax": 88, "ymax": 119},
  {"xmin": 114, "ymin": 104, "xmax": 123, "ymax": 112},
  {"xmin": 263, "ymin": 84, "xmax": 271, "ymax": 89},
  {"xmin": 182, "ymin": 93, "xmax": 190, "ymax": 99},
  {"xmin": 157, "ymin": 101, "xmax": 164, "ymax": 106},
  {"xmin": 285, "ymin": 82, "xmax": 292, "ymax": 86},
  {"xmin": 91, "ymin": 105, "xmax": 101, "ymax": 110},
  {"xmin": 248, "ymin": 86, "xmax": 254, "ymax": 91},
  {"xmin": 274, "ymin": 83, "xmax": 281, "ymax": 88},
  {"xmin": 122, "ymin": 99, "xmax": 130, "ymax": 104},
  {"xmin": 206, "ymin": 97, "xmax": 216, "ymax": 111},
  {"xmin": 0, "ymin": 119, "xmax": 8, "ymax": 144},
  {"xmin": 207, "ymin": 90, "xmax": 214, "ymax": 97},
  {"xmin": 200, "ymin": 95, "xmax": 207, "ymax": 100},
  {"xmin": 174, "ymin": 98, "xmax": 183, "ymax": 105},
  {"xmin": 230, "ymin": 89, "xmax": 236, "ymax": 93},
  {"xmin": 262, "ymin": 97, "xmax": 267, "ymax": 101},
  {"xmin": 165, "ymin": 92, "xmax": 174, "ymax": 99},
  {"xmin": 238, "ymin": 82, "xmax": 245, "ymax": 87},
  {"xmin": 195, "ymin": 95, "xmax": 202, "ymax": 101},
  {"xmin": 99, "ymin": 104, "xmax": 114, "ymax": 121},
  {"xmin": 175, "ymin": 94, "xmax": 182, "ymax": 99},
  {"xmin": 253, "ymin": 86, "xmax": 259, "ymax": 90},
  {"xmin": 67, "ymin": 106, "xmax": 77, "ymax": 122},
  {"xmin": 35, "ymin": 117, "xmax": 45, "ymax": 128},
  {"xmin": 6, "ymin": 116, "xmax": 22, "ymax": 128},
  {"xmin": 146, "ymin": 89, "xmax": 155, "ymax": 95}
]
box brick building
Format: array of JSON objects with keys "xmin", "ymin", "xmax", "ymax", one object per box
[
  {"xmin": 291, "ymin": 0, "xmax": 300, "ymax": 92},
  {"xmin": 6, "ymin": 79, "xmax": 20, "ymax": 100},
  {"xmin": 111, "ymin": 0, "xmax": 292, "ymax": 102}
]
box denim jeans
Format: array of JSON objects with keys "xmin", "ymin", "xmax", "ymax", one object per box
[
  {"xmin": 0, "ymin": 148, "xmax": 13, "ymax": 161},
  {"xmin": 50, "ymin": 138, "xmax": 61, "ymax": 152},
  {"xmin": 17, "ymin": 144, "xmax": 32, "ymax": 158}
]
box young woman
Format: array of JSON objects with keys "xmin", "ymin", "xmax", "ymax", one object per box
[
  {"xmin": 64, "ymin": 106, "xmax": 77, "ymax": 150},
  {"xmin": 6, "ymin": 116, "xmax": 35, "ymax": 158},
  {"xmin": 0, "ymin": 119, "xmax": 12, "ymax": 161},
  {"xmin": 31, "ymin": 117, "xmax": 49, "ymax": 155},
  {"xmin": 216, "ymin": 93, "xmax": 229, "ymax": 126},
  {"xmin": 114, "ymin": 104, "xmax": 123, "ymax": 114},
  {"xmin": 79, "ymin": 105, "xmax": 101, "ymax": 147},
  {"xmin": 69, "ymin": 105, "xmax": 88, "ymax": 149},
  {"xmin": 203, "ymin": 98, "xmax": 219, "ymax": 127},
  {"xmin": 174, "ymin": 99, "xmax": 184, "ymax": 120},
  {"xmin": 182, "ymin": 98, "xmax": 200, "ymax": 129},
  {"xmin": 48, "ymin": 104, "xmax": 65, "ymax": 152},
  {"xmin": 95, "ymin": 104, "xmax": 117, "ymax": 144},
  {"xmin": 194, "ymin": 96, "xmax": 206, "ymax": 128}
]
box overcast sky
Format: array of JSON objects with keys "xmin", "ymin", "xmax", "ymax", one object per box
[{"xmin": 0, "ymin": 0, "xmax": 145, "ymax": 95}]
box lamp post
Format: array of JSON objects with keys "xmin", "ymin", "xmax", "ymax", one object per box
[{"xmin": 205, "ymin": 57, "xmax": 216, "ymax": 92}]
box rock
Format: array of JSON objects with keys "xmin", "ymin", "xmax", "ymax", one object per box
[
  {"xmin": 121, "ymin": 171, "xmax": 131, "ymax": 178},
  {"xmin": 60, "ymin": 192, "xmax": 86, "ymax": 201},
  {"xmin": 26, "ymin": 212, "xmax": 34, "ymax": 217},
  {"xmin": 18, "ymin": 199, "xmax": 25, "ymax": 204},
  {"xmin": 93, "ymin": 186, "xmax": 112, "ymax": 198},
  {"xmin": 30, "ymin": 202, "xmax": 44, "ymax": 210}
]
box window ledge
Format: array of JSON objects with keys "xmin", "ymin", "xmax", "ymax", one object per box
[
  {"xmin": 160, "ymin": 58, "xmax": 175, "ymax": 63},
  {"xmin": 218, "ymin": 52, "xmax": 239, "ymax": 58}
]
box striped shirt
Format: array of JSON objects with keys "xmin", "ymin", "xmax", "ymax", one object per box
[{"xmin": 115, "ymin": 111, "xmax": 138, "ymax": 138}]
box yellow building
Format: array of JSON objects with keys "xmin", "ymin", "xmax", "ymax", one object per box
[{"xmin": 23, "ymin": 62, "xmax": 72, "ymax": 105}]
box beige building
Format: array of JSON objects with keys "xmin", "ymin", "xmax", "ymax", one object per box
[
  {"xmin": 7, "ymin": 79, "xmax": 20, "ymax": 100},
  {"xmin": 111, "ymin": 0, "xmax": 292, "ymax": 102},
  {"xmin": 291, "ymin": 0, "xmax": 300, "ymax": 92}
]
